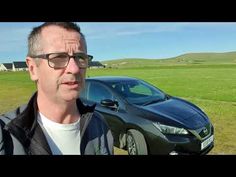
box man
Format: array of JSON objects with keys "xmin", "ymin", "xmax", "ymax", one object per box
[{"xmin": 0, "ymin": 22, "xmax": 113, "ymax": 155}]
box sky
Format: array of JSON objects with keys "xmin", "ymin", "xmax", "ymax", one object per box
[{"xmin": 1, "ymin": 22, "xmax": 236, "ymax": 63}]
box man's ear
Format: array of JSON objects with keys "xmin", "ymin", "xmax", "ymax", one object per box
[{"xmin": 26, "ymin": 57, "xmax": 39, "ymax": 81}]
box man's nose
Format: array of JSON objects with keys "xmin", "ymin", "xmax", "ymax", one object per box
[{"xmin": 65, "ymin": 57, "xmax": 80, "ymax": 74}]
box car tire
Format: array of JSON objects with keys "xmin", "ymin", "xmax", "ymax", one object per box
[{"xmin": 126, "ymin": 129, "xmax": 148, "ymax": 155}]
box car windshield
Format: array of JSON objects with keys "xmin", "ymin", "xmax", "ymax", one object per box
[{"xmin": 108, "ymin": 80, "xmax": 167, "ymax": 105}]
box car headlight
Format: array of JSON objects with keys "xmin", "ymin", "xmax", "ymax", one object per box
[{"xmin": 153, "ymin": 122, "xmax": 189, "ymax": 135}]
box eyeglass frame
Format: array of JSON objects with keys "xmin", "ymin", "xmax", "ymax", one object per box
[{"xmin": 29, "ymin": 52, "xmax": 93, "ymax": 69}]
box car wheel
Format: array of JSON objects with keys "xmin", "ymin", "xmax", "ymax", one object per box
[{"xmin": 126, "ymin": 129, "xmax": 148, "ymax": 155}]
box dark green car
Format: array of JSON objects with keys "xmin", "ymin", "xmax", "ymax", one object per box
[{"xmin": 80, "ymin": 76, "xmax": 214, "ymax": 155}]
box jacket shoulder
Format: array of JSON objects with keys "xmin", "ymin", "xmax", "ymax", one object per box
[
  {"xmin": 0, "ymin": 104, "xmax": 27, "ymax": 123},
  {"xmin": 0, "ymin": 104, "xmax": 27, "ymax": 154},
  {"xmin": 0, "ymin": 117, "xmax": 13, "ymax": 155}
]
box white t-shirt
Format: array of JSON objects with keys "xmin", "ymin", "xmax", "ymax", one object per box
[{"xmin": 37, "ymin": 112, "xmax": 81, "ymax": 155}]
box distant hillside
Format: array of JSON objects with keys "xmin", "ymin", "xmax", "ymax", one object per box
[
  {"xmin": 167, "ymin": 52, "xmax": 236, "ymax": 64},
  {"xmin": 101, "ymin": 51, "xmax": 236, "ymax": 68}
]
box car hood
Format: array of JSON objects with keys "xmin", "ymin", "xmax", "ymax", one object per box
[{"xmin": 137, "ymin": 98, "xmax": 209, "ymax": 129}]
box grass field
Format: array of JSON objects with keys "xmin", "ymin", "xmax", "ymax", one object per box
[{"xmin": 0, "ymin": 63, "xmax": 235, "ymax": 154}]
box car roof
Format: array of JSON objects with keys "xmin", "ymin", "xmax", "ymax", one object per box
[{"xmin": 86, "ymin": 76, "xmax": 139, "ymax": 82}]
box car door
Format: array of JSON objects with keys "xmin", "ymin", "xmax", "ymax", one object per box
[{"xmin": 86, "ymin": 81, "xmax": 127, "ymax": 146}]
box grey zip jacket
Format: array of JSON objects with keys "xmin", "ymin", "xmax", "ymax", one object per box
[{"xmin": 0, "ymin": 92, "xmax": 114, "ymax": 155}]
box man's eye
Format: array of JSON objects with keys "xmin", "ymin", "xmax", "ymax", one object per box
[
  {"xmin": 76, "ymin": 56, "xmax": 85, "ymax": 61},
  {"xmin": 75, "ymin": 53, "xmax": 87, "ymax": 60}
]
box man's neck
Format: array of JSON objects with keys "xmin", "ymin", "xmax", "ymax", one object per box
[{"xmin": 37, "ymin": 93, "xmax": 80, "ymax": 124}]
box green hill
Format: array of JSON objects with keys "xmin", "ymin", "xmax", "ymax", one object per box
[
  {"xmin": 101, "ymin": 51, "xmax": 236, "ymax": 68},
  {"xmin": 168, "ymin": 51, "xmax": 236, "ymax": 64}
]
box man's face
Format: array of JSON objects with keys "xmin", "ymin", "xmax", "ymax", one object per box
[{"xmin": 28, "ymin": 25, "xmax": 87, "ymax": 103}]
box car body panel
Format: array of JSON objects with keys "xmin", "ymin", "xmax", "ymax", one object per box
[{"xmin": 142, "ymin": 98, "xmax": 209, "ymax": 129}]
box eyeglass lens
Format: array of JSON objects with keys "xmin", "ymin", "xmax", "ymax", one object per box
[{"xmin": 48, "ymin": 53, "xmax": 88, "ymax": 68}]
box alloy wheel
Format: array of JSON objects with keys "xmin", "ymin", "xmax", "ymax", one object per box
[{"xmin": 127, "ymin": 134, "xmax": 137, "ymax": 155}]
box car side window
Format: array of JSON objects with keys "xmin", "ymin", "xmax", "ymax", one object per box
[
  {"xmin": 88, "ymin": 82, "xmax": 113, "ymax": 103},
  {"xmin": 129, "ymin": 84, "xmax": 152, "ymax": 96}
]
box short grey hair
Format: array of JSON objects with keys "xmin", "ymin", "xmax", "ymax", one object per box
[{"xmin": 27, "ymin": 22, "xmax": 86, "ymax": 57}]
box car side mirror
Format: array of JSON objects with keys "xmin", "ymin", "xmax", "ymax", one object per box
[{"xmin": 101, "ymin": 99, "xmax": 119, "ymax": 110}]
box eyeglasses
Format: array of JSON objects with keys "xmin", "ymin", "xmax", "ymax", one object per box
[{"xmin": 30, "ymin": 52, "xmax": 93, "ymax": 69}]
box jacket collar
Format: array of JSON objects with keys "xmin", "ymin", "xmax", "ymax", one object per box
[
  {"xmin": 6, "ymin": 92, "xmax": 52, "ymax": 154},
  {"xmin": 6, "ymin": 92, "xmax": 96, "ymax": 155}
]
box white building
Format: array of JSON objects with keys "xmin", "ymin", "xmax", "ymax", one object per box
[
  {"xmin": 0, "ymin": 61, "xmax": 28, "ymax": 71},
  {"xmin": 12, "ymin": 61, "xmax": 28, "ymax": 71},
  {"xmin": 0, "ymin": 63, "xmax": 13, "ymax": 71}
]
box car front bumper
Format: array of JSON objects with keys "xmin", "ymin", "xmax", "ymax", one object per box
[{"xmin": 145, "ymin": 126, "xmax": 214, "ymax": 155}]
